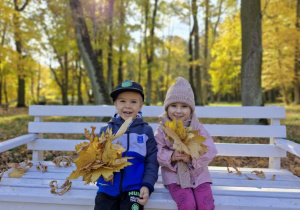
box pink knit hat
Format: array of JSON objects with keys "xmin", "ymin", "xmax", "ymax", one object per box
[{"xmin": 164, "ymin": 77, "xmax": 195, "ymax": 112}]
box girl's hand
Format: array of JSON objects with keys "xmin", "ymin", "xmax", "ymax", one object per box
[
  {"xmin": 171, "ymin": 150, "xmax": 192, "ymax": 163},
  {"xmin": 138, "ymin": 186, "xmax": 149, "ymax": 206}
]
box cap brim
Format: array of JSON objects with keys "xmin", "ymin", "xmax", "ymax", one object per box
[{"xmin": 110, "ymin": 88, "xmax": 144, "ymax": 101}]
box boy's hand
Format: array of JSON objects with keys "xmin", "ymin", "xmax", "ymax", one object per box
[{"xmin": 138, "ymin": 186, "xmax": 149, "ymax": 206}]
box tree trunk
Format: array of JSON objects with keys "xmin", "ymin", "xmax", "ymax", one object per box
[
  {"xmin": 76, "ymin": 60, "xmax": 84, "ymax": 105},
  {"xmin": 188, "ymin": 27, "xmax": 196, "ymax": 99},
  {"xmin": 294, "ymin": 0, "xmax": 300, "ymax": 104},
  {"xmin": 37, "ymin": 63, "xmax": 41, "ymax": 104},
  {"xmin": 13, "ymin": 0, "xmax": 30, "ymax": 108},
  {"xmin": 241, "ymin": 0, "xmax": 264, "ymax": 124},
  {"xmin": 118, "ymin": 0, "xmax": 125, "ymax": 83},
  {"xmin": 192, "ymin": 0, "xmax": 203, "ymax": 105},
  {"xmin": 0, "ymin": 63, "xmax": 2, "ymax": 105},
  {"xmin": 203, "ymin": 0, "xmax": 210, "ymax": 105},
  {"xmin": 107, "ymin": 0, "xmax": 114, "ymax": 93},
  {"xmin": 138, "ymin": 42, "xmax": 142, "ymax": 84},
  {"xmin": 69, "ymin": 0, "xmax": 111, "ymax": 105},
  {"xmin": 144, "ymin": 0, "xmax": 158, "ymax": 105}
]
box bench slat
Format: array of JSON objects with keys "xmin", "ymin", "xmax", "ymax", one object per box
[
  {"xmin": 27, "ymin": 139, "xmax": 286, "ymax": 158},
  {"xmin": 29, "ymin": 105, "xmax": 286, "ymax": 119},
  {"xmin": 28, "ymin": 122, "xmax": 287, "ymax": 138}
]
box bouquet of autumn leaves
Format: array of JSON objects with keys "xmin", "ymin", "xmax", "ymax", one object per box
[
  {"xmin": 67, "ymin": 117, "xmax": 133, "ymax": 184},
  {"xmin": 161, "ymin": 119, "xmax": 208, "ymax": 188}
]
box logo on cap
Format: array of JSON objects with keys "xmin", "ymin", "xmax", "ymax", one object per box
[{"xmin": 121, "ymin": 80, "xmax": 132, "ymax": 87}]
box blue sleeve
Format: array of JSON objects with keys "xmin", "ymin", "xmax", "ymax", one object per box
[{"xmin": 142, "ymin": 126, "xmax": 159, "ymax": 194}]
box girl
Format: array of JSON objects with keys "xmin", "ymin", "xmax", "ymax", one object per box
[{"xmin": 154, "ymin": 77, "xmax": 218, "ymax": 210}]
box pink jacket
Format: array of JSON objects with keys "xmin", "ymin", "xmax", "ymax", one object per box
[{"xmin": 154, "ymin": 122, "xmax": 218, "ymax": 188}]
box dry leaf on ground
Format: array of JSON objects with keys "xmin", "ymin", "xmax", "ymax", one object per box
[
  {"xmin": 7, "ymin": 161, "xmax": 33, "ymax": 178},
  {"xmin": 36, "ymin": 162, "xmax": 48, "ymax": 172},
  {"xmin": 251, "ymin": 170, "xmax": 265, "ymax": 179},
  {"xmin": 49, "ymin": 180, "xmax": 72, "ymax": 196},
  {"xmin": 53, "ymin": 156, "xmax": 73, "ymax": 167},
  {"xmin": 270, "ymin": 174, "xmax": 276, "ymax": 180},
  {"xmin": 244, "ymin": 174, "xmax": 257, "ymax": 180}
]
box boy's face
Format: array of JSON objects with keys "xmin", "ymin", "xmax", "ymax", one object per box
[
  {"xmin": 167, "ymin": 102, "xmax": 192, "ymax": 122},
  {"xmin": 114, "ymin": 91, "xmax": 143, "ymax": 120}
]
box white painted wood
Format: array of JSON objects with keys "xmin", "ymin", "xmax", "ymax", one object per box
[
  {"xmin": 32, "ymin": 116, "xmax": 44, "ymax": 161},
  {"xmin": 0, "ymin": 161, "xmax": 299, "ymax": 210},
  {"xmin": 269, "ymin": 119, "xmax": 281, "ymax": 169},
  {"xmin": 27, "ymin": 139, "xmax": 287, "ymax": 158},
  {"xmin": 28, "ymin": 122, "xmax": 287, "ymax": 138},
  {"xmin": 0, "ymin": 134, "xmax": 37, "ymax": 152},
  {"xmin": 276, "ymin": 139, "xmax": 300, "ymax": 157},
  {"xmin": 2, "ymin": 105, "xmax": 300, "ymax": 210},
  {"xmin": 215, "ymin": 143, "xmax": 286, "ymax": 157},
  {"xmin": 29, "ymin": 105, "xmax": 286, "ymax": 119}
]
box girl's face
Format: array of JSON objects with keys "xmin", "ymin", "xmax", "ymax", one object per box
[
  {"xmin": 167, "ymin": 102, "xmax": 192, "ymax": 122},
  {"xmin": 114, "ymin": 91, "xmax": 143, "ymax": 120}
]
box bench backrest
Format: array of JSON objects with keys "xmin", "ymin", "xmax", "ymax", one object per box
[{"xmin": 27, "ymin": 105, "xmax": 287, "ymax": 169}]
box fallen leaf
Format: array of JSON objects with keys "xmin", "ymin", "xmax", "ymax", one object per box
[
  {"xmin": 36, "ymin": 162, "xmax": 48, "ymax": 172},
  {"xmin": 8, "ymin": 169, "xmax": 25, "ymax": 178},
  {"xmin": 251, "ymin": 170, "xmax": 265, "ymax": 179},
  {"xmin": 244, "ymin": 174, "xmax": 257, "ymax": 180},
  {"xmin": 227, "ymin": 166, "xmax": 233, "ymax": 173},
  {"xmin": 270, "ymin": 174, "xmax": 276, "ymax": 181},
  {"xmin": 49, "ymin": 180, "xmax": 72, "ymax": 196},
  {"xmin": 53, "ymin": 156, "xmax": 73, "ymax": 168},
  {"xmin": 232, "ymin": 166, "xmax": 242, "ymax": 176},
  {"xmin": 7, "ymin": 161, "xmax": 33, "ymax": 178}
]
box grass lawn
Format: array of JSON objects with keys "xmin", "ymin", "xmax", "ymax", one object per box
[{"xmin": 0, "ymin": 104, "xmax": 299, "ymax": 176}]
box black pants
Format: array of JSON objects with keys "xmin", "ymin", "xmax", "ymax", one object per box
[{"xmin": 94, "ymin": 190, "xmax": 144, "ymax": 210}]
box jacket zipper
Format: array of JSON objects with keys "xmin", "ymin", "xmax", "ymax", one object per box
[{"xmin": 120, "ymin": 130, "xmax": 130, "ymax": 193}]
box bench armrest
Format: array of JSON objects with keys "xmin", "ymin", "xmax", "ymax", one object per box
[
  {"xmin": 0, "ymin": 134, "xmax": 37, "ymax": 153},
  {"xmin": 275, "ymin": 139, "xmax": 300, "ymax": 157}
]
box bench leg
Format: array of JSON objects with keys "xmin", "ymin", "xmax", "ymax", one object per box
[
  {"xmin": 269, "ymin": 157, "xmax": 280, "ymax": 169},
  {"xmin": 32, "ymin": 150, "xmax": 44, "ymax": 161}
]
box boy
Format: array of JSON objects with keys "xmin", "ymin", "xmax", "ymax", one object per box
[{"xmin": 94, "ymin": 80, "xmax": 159, "ymax": 210}]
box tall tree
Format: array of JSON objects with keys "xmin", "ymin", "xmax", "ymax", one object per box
[
  {"xmin": 107, "ymin": 0, "xmax": 114, "ymax": 93},
  {"xmin": 294, "ymin": 0, "xmax": 300, "ymax": 104},
  {"xmin": 144, "ymin": 0, "xmax": 159, "ymax": 105},
  {"xmin": 69, "ymin": 0, "xmax": 111, "ymax": 105},
  {"xmin": 192, "ymin": 0, "xmax": 203, "ymax": 105},
  {"xmin": 241, "ymin": 0, "xmax": 263, "ymax": 124},
  {"xmin": 202, "ymin": 0, "xmax": 210, "ymax": 104},
  {"xmin": 13, "ymin": 0, "xmax": 30, "ymax": 107},
  {"xmin": 117, "ymin": 0, "xmax": 125, "ymax": 83}
]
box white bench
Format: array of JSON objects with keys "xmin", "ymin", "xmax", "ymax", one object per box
[{"xmin": 0, "ymin": 105, "xmax": 299, "ymax": 210}]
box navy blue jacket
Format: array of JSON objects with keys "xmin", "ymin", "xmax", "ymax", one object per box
[{"xmin": 96, "ymin": 115, "xmax": 159, "ymax": 196}]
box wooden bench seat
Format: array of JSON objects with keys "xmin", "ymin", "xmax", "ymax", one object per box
[{"xmin": 0, "ymin": 105, "xmax": 300, "ymax": 209}]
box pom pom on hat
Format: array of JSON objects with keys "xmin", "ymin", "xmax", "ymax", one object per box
[{"xmin": 164, "ymin": 77, "xmax": 195, "ymax": 112}]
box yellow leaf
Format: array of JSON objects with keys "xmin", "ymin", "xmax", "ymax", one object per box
[
  {"xmin": 163, "ymin": 119, "xmax": 208, "ymax": 159},
  {"xmin": 67, "ymin": 119, "xmax": 133, "ymax": 184},
  {"xmin": 114, "ymin": 117, "xmax": 132, "ymax": 139},
  {"xmin": 8, "ymin": 169, "xmax": 25, "ymax": 178}
]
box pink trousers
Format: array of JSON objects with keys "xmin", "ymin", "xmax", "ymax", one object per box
[{"xmin": 166, "ymin": 182, "xmax": 215, "ymax": 210}]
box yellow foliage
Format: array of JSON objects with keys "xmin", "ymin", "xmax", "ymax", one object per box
[
  {"xmin": 163, "ymin": 119, "xmax": 207, "ymax": 159},
  {"xmin": 67, "ymin": 117, "xmax": 133, "ymax": 184}
]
